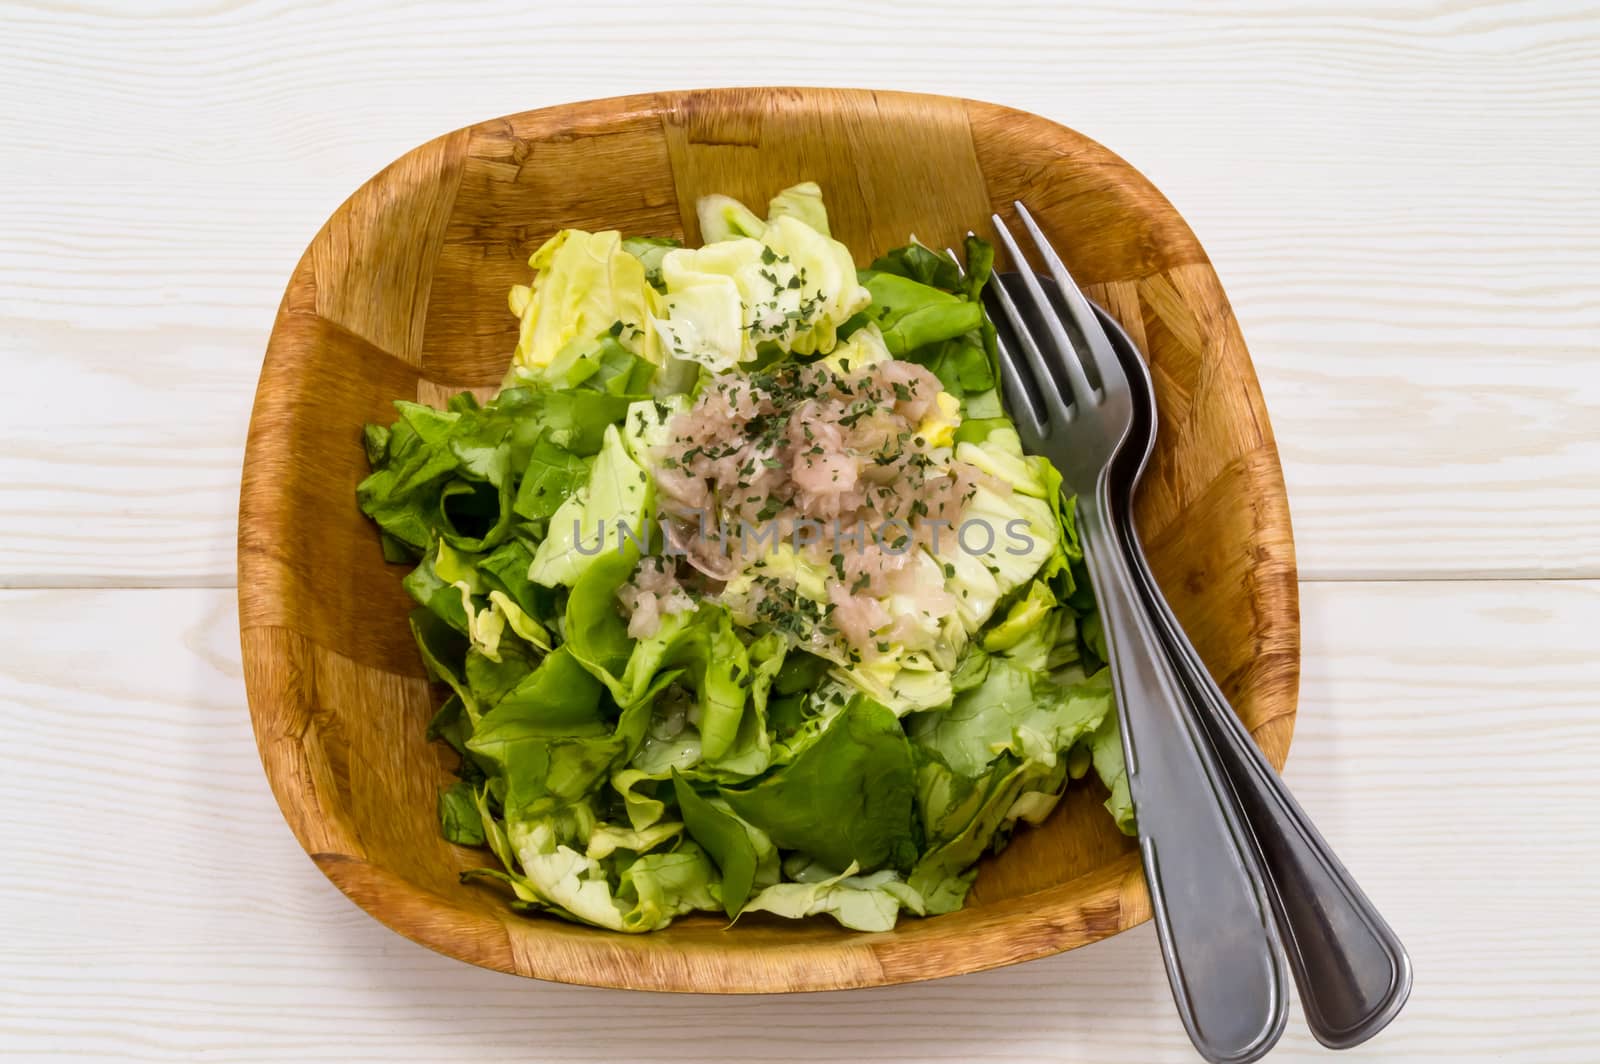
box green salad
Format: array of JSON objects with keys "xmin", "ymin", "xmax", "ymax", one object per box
[{"xmin": 357, "ymin": 182, "xmax": 1132, "ymax": 933}]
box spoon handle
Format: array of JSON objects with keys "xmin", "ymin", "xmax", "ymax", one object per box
[
  {"xmin": 1079, "ymin": 486, "xmax": 1289, "ymax": 1064},
  {"xmin": 1124, "ymin": 530, "xmax": 1414, "ymax": 1048}
]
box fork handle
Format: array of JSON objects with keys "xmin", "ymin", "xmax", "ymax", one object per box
[
  {"xmin": 1125, "ymin": 539, "xmax": 1414, "ymax": 1048},
  {"xmin": 1078, "ymin": 484, "xmax": 1288, "ymax": 1064}
]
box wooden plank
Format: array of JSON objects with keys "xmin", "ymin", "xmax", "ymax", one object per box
[
  {"xmin": 2, "ymin": 581, "xmax": 1596, "ymax": 1060},
  {"xmin": 1, "ymin": 4, "xmax": 1595, "ymax": 584}
]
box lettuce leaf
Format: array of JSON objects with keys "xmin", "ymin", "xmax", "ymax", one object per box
[
  {"xmin": 409, "ymin": 608, "xmax": 477, "ymax": 721},
  {"xmin": 528, "ymin": 424, "xmax": 653, "ymax": 588},
  {"xmin": 622, "ymin": 236, "xmax": 681, "ymax": 290},
  {"xmin": 563, "ymin": 540, "xmax": 641, "ymax": 680},
  {"xmin": 855, "ymin": 271, "xmax": 984, "ymax": 355},
  {"xmin": 654, "ymin": 212, "xmax": 868, "ymax": 370},
  {"xmin": 697, "ymin": 194, "xmax": 767, "ymax": 243},
  {"xmin": 672, "ymin": 771, "xmax": 779, "ymax": 917},
  {"xmin": 611, "ymin": 605, "xmax": 772, "ymax": 772},
  {"xmin": 616, "ymin": 845, "xmax": 720, "ymax": 930},
  {"xmin": 720, "ymin": 695, "xmax": 917, "ymax": 874},
  {"xmin": 869, "ymin": 242, "xmax": 962, "ymax": 291},
  {"xmin": 438, "ymin": 780, "xmax": 487, "ymax": 846},
  {"xmin": 510, "ymin": 229, "xmax": 661, "ymax": 376},
  {"xmin": 766, "ymin": 181, "xmax": 830, "ymax": 236},
  {"xmin": 500, "ymin": 814, "xmax": 718, "ymax": 932},
  {"xmin": 402, "ymin": 542, "xmax": 472, "ymax": 633},
  {"xmin": 490, "ymin": 647, "xmax": 606, "ymax": 730},
  {"xmin": 1089, "ymin": 706, "xmax": 1136, "ymax": 835},
  {"xmin": 611, "ymin": 769, "xmax": 668, "ymax": 831},
  {"xmin": 904, "ymin": 666, "xmax": 1119, "ymax": 907},
  {"xmin": 739, "ymin": 860, "xmax": 925, "ymax": 932},
  {"xmin": 514, "ymin": 434, "xmax": 590, "ymax": 521},
  {"xmin": 908, "ymin": 659, "xmax": 1112, "ymax": 778},
  {"xmin": 907, "ymin": 751, "xmax": 1060, "ymax": 913}
]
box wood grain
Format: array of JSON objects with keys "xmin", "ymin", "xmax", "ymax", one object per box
[
  {"xmin": 2, "ymin": 1, "xmax": 1596, "ymax": 586},
  {"xmin": 3, "ymin": 0, "xmax": 1598, "ymax": 1054},
  {"xmin": 4, "ymin": 582, "xmax": 1598, "ymax": 1060},
  {"xmin": 236, "ymin": 87, "xmax": 1298, "ymax": 990}
]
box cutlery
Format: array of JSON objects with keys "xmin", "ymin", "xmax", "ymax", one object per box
[
  {"xmin": 1085, "ymin": 294, "xmax": 1415, "ymax": 1050},
  {"xmin": 981, "ymin": 204, "xmax": 1289, "ymax": 1064}
]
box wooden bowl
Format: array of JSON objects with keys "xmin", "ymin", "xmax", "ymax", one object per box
[{"xmin": 238, "ymin": 88, "xmax": 1299, "ymax": 992}]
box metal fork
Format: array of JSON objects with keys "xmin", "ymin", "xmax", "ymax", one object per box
[
  {"xmin": 983, "ymin": 203, "xmax": 1289, "ymax": 1064},
  {"xmin": 1102, "ymin": 292, "xmax": 1414, "ymax": 1050}
]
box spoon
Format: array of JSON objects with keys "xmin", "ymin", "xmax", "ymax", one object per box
[{"xmin": 1089, "ymin": 298, "xmax": 1414, "ymax": 1050}]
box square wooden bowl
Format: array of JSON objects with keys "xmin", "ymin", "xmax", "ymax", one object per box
[{"xmin": 238, "ymin": 87, "xmax": 1299, "ymax": 992}]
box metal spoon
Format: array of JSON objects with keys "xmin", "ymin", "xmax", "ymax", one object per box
[{"xmin": 1088, "ymin": 298, "xmax": 1415, "ymax": 1050}]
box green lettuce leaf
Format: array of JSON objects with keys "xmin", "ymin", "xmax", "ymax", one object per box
[
  {"xmin": 869, "ymin": 243, "xmax": 962, "ymax": 292},
  {"xmin": 536, "ymin": 390, "xmax": 635, "ymax": 455},
  {"xmin": 564, "ymin": 540, "xmax": 643, "ymax": 681},
  {"xmin": 402, "ymin": 542, "xmax": 472, "ymax": 634},
  {"xmin": 860, "ymin": 236, "xmax": 1001, "ymax": 418},
  {"xmin": 961, "ymin": 233, "xmax": 996, "ymax": 303},
  {"xmin": 465, "ymin": 649, "xmax": 617, "ymax": 829},
  {"xmin": 514, "ymin": 434, "xmax": 591, "ymax": 521},
  {"xmin": 476, "ymin": 733, "xmax": 620, "ymax": 831},
  {"xmin": 739, "ymin": 860, "xmax": 926, "ymax": 932},
  {"xmin": 982, "ymin": 581, "xmax": 1056, "ymax": 653},
  {"xmin": 766, "ymin": 180, "xmax": 830, "ymax": 236},
  {"xmin": 856, "ymin": 271, "xmax": 984, "ymax": 355},
  {"xmin": 584, "ymin": 820, "xmax": 682, "ymax": 860},
  {"xmin": 438, "ymin": 780, "xmax": 487, "ymax": 846},
  {"xmin": 584, "ymin": 604, "xmax": 771, "ymax": 776},
  {"xmin": 360, "ymin": 387, "xmax": 606, "ymax": 556},
  {"xmin": 907, "ymin": 751, "xmax": 1063, "ymax": 913},
  {"xmin": 508, "ymin": 228, "xmax": 661, "ymax": 377},
  {"xmin": 464, "ymin": 640, "xmax": 535, "ymax": 710},
  {"xmin": 720, "ymin": 695, "xmax": 918, "ymax": 874},
  {"xmin": 697, "ymin": 194, "xmax": 767, "ymax": 243},
  {"xmin": 615, "ymin": 844, "xmax": 721, "ymax": 930},
  {"xmin": 491, "ymin": 646, "xmax": 607, "ymax": 730},
  {"xmin": 426, "ymin": 694, "xmax": 477, "ymax": 773},
  {"xmin": 916, "ymin": 337, "xmax": 995, "ymax": 396},
  {"xmin": 474, "ymin": 538, "xmax": 535, "ymax": 607},
  {"xmin": 909, "ymin": 659, "xmax": 1112, "ymax": 779},
  {"xmin": 499, "ymin": 813, "xmax": 719, "ymax": 933},
  {"xmin": 630, "ymin": 607, "xmax": 755, "ymax": 763},
  {"xmin": 611, "ymin": 768, "xmax": 668, "ymax": 831},
  {"xmin": 356, "ymin": 415, "xmax": 455, "ymax": 551},
  {"xmin": 672, "ymin": 771, "xmax": 779, "ymax": 917},
  {"xmin": 362, "ymin": 422, "xmax": 390, "ymax": 466},
  {"xmin": 1088, "ymin": 703, "xmax": 1136, "ymax": 835},
  {"xmin": 622, "ymin": 236, "xmax": 682, "ymax": 290},
  {"xmin": 409, "ymin": 607, "xmax": 477, "ymax": 721},
  {"xmin": 528, "ymin": 424, "xmax": 653, "ymax": 588}
]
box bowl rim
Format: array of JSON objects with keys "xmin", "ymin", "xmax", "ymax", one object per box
[{"xmin": 238, "ymin": 86, "xmax": 1300, "ymax": 993}]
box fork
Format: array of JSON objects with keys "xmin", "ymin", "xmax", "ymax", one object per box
[
  {"xmin": 1101, "ymin": 290, "xmax": 1414, "ymax": 1049},
  {"xmin": 982, "ymin": 204, "xmax": 1289, "ymax": 1064}
]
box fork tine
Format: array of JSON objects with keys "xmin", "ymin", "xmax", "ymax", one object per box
[
  {"xmin": 985, "ymin": 269, "xmax": 1067, "ymax": 435},
  {"xmin": 990, "ymin": 212, "xmax": 1101, "ymax": 410},
  {"xmin": 1012, "ymin": 202, "xmax": 1127, "ymax": 394},
  {"xmin": 990, "ymin": 300, "xmax": 1050, "ymax": 438},
  {"xmin": 949, "ymin": 246, "xmax": 1048, "ymax": 438}
]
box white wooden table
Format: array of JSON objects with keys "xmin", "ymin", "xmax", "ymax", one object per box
[{"xmin": 3, "ymin": 3, "xmax": 1597, "ymax": 1060}]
